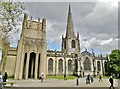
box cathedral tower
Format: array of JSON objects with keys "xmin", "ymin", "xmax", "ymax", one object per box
[
  {"xmin": 62, "ymin": 5, "xmax": 80, "ymax": 56},
  {"xmin": 14, "ymin": 13, "xmax": 47, "ymax": 79}
]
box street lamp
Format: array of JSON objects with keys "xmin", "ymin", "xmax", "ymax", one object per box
[
  {"xmin": 79, "ymin": 58, "xmax": 82, "ymax": 77},
  {"xmin": 64, "ymin": 49, "xmax": 67, "ymax": 80}
]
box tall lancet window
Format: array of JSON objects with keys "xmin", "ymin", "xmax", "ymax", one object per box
[
  {"xmin": 68, "ymin": 59, "xmax": 72, "ymax": 72},
  {"xmin": 84, "ymin": 57, "xmax": 91, "ymax": 71},
  {"xmin": 58, "ymin": 59, "xmax": 63, "ymax": 73},
  {"xmin": 71, "ymin": 40, "xmax": 75, "ymax": 48},
  {"xmin": 48, "ymin": 58, "xmax": 53, "ymax": 73},
  {"xmin": 64, "ymin": 40, "xmax": 66, "ymax": 49}
]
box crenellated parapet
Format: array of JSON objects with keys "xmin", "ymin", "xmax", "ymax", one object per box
[{"xmin": 22, "ymin": 13, "xmax": 46, "ymax": 31}]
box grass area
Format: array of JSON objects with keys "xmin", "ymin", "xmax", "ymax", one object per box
[
  {"xmin": 102, "ymin": 76, "xmax": 109, "ymax": 78},
  {"xmin": 46, "ymin": 75, "xmax": 77, "ymax": 80},
  {"xmin": 8, "ymin": 76, "xmax": 14, "ymax": 79}
]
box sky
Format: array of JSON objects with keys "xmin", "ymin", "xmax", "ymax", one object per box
[{"xmin": 0, "ymin": 0, "xmax": 119, "ymax": 60}]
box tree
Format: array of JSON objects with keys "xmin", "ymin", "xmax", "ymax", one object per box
[
  {"xmin": 109, "ymin": 49, "xmax": 120, "ymax": 77},
  {"xmin": 0, "ymin": 0, "xmax": 25, "ymax": 72},
  {"xmin": 0, "ymin": 0, "xmax": 25, "ymax": 43}
]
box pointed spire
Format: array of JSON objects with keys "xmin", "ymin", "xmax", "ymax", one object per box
[
  {"xmin": 66, "ymin": 4, "xmax": 75, "ymax": 39},
  {"xmin": 77, "ymin": 32, "xmax": 79, "ymax": 39},
  {"xmin": 62, "ymin": 34, "xmax": 64, "ymax": 39}
]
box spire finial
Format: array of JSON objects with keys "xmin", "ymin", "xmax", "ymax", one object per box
[
  {"xmin": 69, "ymin": 4, "xmax": 71, "ymax": 15},
  {"xmin": 66, "ymin": 4, "xmax": 75, "ymax": 39}
]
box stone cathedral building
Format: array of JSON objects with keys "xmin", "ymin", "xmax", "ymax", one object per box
[{"xmin": 1, "ymin": 5, "xmax": 108, "ymax": 79}]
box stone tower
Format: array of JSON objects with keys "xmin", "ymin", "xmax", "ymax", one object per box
[
  {"xmin": 14, "ymin": 13, "xmax": 47, "ymax": 79},
  {"xmin": 62, "ymin": 5, "xmax": 80, "ymax": 56},
  {"xmin": 61, "ymin": 5, "xmax": 81, "ymax": 76}
]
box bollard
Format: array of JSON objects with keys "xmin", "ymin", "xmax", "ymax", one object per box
[{"xmin": 76, "ymin": 78, "xmax": 79, "ymax": 86}]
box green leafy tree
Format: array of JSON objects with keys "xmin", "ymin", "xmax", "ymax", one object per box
[
  {"xmin": 109, "ymin": 49, "xmax": 120, "ymax": 75},
  {"xmin": 0, "ymin": 0, "xmax": 25, "ymax": 47},
  {"xmin": 0, "ymin": 0, "xmax": 25, "ymax": 72}
]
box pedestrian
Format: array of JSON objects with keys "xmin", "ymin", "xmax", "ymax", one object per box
[
  {"xmin": 99, "ymin": 75, "xmax": 103, "ymax": 82},
  {"xmin": 109, "ymin": 76, "xmax": 114, "ymax": 89},
  {"xmin": 91, "ymin": 76, "xmax": 94, "ymax": 83},
  {"xmin": 3, "ymin": 72, "xmax": 8, "ymax": 82},
  {"xmin": 64, "ymin": 74, "xmax": 67, "ymax": 81},
  {"xmin": 83, "ymin": 72, "xmax": 85, "ymax": 77},
  {"xmin": 0, "ymin": 71, "xmax": 3, "ymax": 89},
  {"xmin": 41, "ymin": 74, "xmax": 44, "ymax": 82},
  {"xmin": 86, "ymin": 74, "xmax": 90, "ymax": 84}
]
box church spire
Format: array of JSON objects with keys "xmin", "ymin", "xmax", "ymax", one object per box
[{"xmin": 66, "ymin": 4, "xmax": 75, "ymax": 38}]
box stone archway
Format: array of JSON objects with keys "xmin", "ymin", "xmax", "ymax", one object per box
[
  {"xmin": 22, "ymin": 53, "xmax": 27, "ymax": 79},
  {"xmin": 28, "ymin": 52, "xmax": 36, "ymax": 78}
]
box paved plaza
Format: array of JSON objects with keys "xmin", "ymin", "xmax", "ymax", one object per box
[{"xmin": 3, "ymin": 78, "xmax": 119, "ymax": 87}]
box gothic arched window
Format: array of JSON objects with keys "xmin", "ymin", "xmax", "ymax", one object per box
[
  {"xmin": 68, "ymin": 59, "xmax": 72, "ymax": 72},
  {"xmin": 97, "ymin": 61, "xmax": 101, "ymax": 71},
  {"xmin": 84, "ymin": 57, "xmax": 91, "ymax": 71},
  {"xmin": 71, "ymin": 40, "xmax": 75, "ymax": 48},
  {"xmin": 48, "ymin": 58, "xmax": 53, "ymax": 73},
  {"xmin": 58, "ymin": 59, "xmax": 63, "ymax": 73}
]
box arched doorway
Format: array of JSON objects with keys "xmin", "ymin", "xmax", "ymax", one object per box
[
  {"xmin": 22, "ymin": 53, "xmax": 27, "ymax": 79},
  {"xmin": 97, "ymin": 61, "xmax": 101, "ymax": 71},
  {"xmin": 28, "ymin": 52, "xmax": 36, "ymax": 78},
  {"xmin": 37, "ymin": 53, "xmax": 40, "ymax": 78},
  {"xmin": 104, "ymin": 61, "xmax": 107, "ymax": 73}
]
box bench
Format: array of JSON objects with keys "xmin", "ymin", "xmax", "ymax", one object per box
[{"xmin": 2, "ymin": 82, "xmax": 16, "ymax": 87}]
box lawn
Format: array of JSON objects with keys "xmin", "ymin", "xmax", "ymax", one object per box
[
  {"xmin": 102, "ymin": 76, "xmax": 109, "ymax": 78},
  {"xmin": 46, "ymin": 75, "xmax": 77, "ymax": 80}
]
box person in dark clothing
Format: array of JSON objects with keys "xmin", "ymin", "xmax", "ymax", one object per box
[
  {"xmin": 86, "ymin": 74, "xmax": 90, "ymax": 84},
  {"xmin": 83, "ymin": 72, "xmax": 85, "ymax": 77},
  {"xmin": 40, "ymin": 74, "xmax": 44, "ymax": 82},
  {"xmin": 99, "ymin": 75, "xmax": 103, "ymax": 82},
  {"xmin": 3, "ymin": 72, "xmax": 8, "ymax": 82},
  {"xmin": 64, "ymin": 74, "xmax": 67, "ymax": 81},
  {"xmin": 109, "ymin": 76, "xmax": 114, "ymax": 89}
]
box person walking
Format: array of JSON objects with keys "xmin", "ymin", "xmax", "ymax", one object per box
[
  {"xmin": 109, "ymin": 76, "xmax": 114, "ymax": 89},
  {"xmin": 99, "ymin": 75, "xmax": 103, "ymax": 82},
  {"xmin": 86, "ymin": 74, "xmax": 90, "ymax": 84},
  {"xmin": 64, "ymin": 74, "xmax": 67, "ymax": 81},
  {"xmin": 41, "ymin": 74, "xmax": 44, "ymax": 82},
  {"xmin": 3, "ymin": 72, "xmax": 8, "ymax": 82}
]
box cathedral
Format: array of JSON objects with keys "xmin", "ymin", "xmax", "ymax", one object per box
[{"xmin": 0, "ymin": 5, "xmax": 108, "ymax": 80}]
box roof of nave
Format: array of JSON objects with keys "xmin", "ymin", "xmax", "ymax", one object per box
[{"xmin": 81, "ymin": 50, "xmax": 93, "ymax": 57}]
